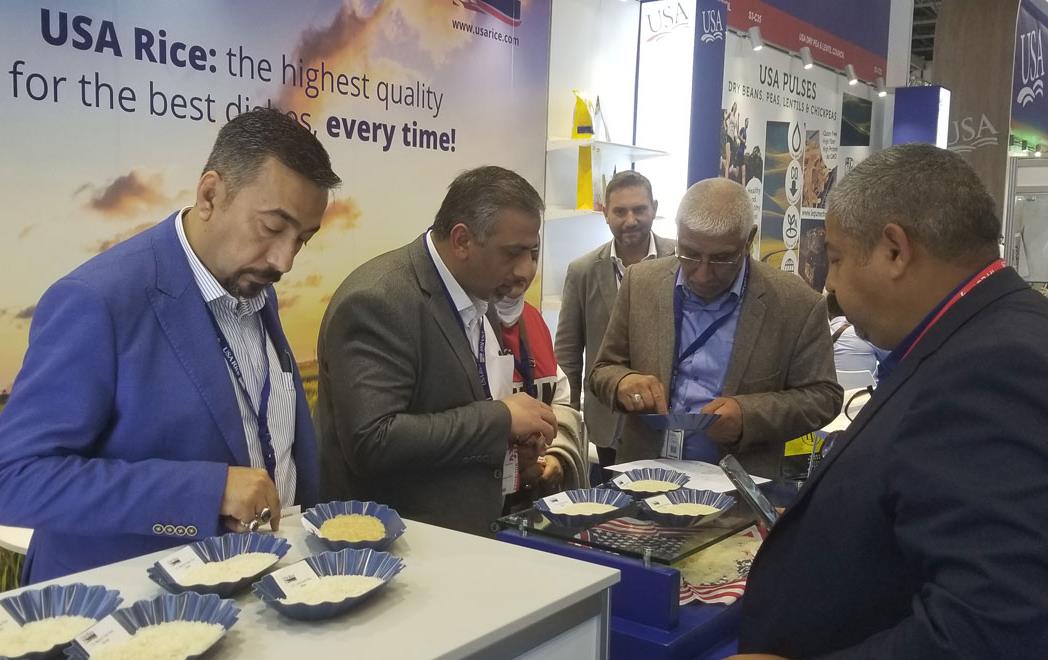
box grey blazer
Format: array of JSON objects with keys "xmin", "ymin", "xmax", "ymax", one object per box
[
  {"xmin": 589, "ymin": 257, "xmax": 842, "ymax": 478},
  {"xmin": 315, "ymin": 235, "xmax": 511, "ymax": 536},
  {"xmin": 554, "ymin": 235, "xmax": 676, "ymax": 448}
]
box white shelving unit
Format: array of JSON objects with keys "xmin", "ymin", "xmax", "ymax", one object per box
[
  {"xmin": 546, "ymin": 138, "xmax": 667, "ymax": 162},
  {"xmin": 540, "ymin": 1, "xmax": 667, "ymax": 330},
  {"xmin": 545, "ymin": 206, "xmax": 603, "ymax": 222}
]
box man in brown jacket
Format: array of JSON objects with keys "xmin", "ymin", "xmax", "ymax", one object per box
[{"xmin": 590, "ymin": 178, "xmax": 841, "ymax": 478}]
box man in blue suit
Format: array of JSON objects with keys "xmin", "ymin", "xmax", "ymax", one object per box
[
  {"xmin": 733, "ymin": 145, "xmax": 1048, "ymax": 658},
  {"xmin": 0, "ymin": 109, "xmax": 340, "ymax": 583}
]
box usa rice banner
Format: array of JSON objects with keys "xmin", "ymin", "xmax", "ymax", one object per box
[{"xmin": 0, "ymin": 0, "xmax": 551, "ymax": 398}]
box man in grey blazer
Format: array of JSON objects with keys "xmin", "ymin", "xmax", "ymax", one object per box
[
  {"xmin": 315, "ymin": 166, "xmax": 558, "ymax": 536},
  {"xmin": 555, "ymin": 171, "xmax": 675, "ymax": 468},
  {"xmin": 590, "ymin": 178, "xmax": 841, "ymax": 478}
]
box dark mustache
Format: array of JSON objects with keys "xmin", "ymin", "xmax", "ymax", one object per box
[{"xmin": 240, "ymin": 268, "xmax": 283, "ymax": 284}]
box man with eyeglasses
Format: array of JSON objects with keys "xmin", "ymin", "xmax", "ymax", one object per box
[
  {"xmin": 555, "ymin": 170, "xmax": 675, "ymax": 470},
  {"xmin": 589, "ymin": 178, "xmax": 841, "ymax": 478}
]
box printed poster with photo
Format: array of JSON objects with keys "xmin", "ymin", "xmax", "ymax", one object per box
[
  {"xmin": 720, "ymin": 32, "xmax": 878, "ymax": 290},
  {"xmin": 0, "ymin": 0, "xmax": 551, "ymax": 397}
]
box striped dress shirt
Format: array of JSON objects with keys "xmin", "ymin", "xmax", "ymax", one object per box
[{"xmin": 176, "ymin": 209, "xmax": 298, "ymax": 506}]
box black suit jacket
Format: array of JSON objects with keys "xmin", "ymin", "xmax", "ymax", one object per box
[{"xmin": 740, "ymin": 267, "xmax": 1048, "ymax": 659}]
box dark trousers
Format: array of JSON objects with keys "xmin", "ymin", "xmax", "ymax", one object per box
[{"xmin": 593, "ymin": 446, "xmax": 618, "ymax": 484}]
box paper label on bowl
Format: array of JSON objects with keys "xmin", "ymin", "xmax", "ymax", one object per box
[
  {"xmin": 612, "ymin": 474, "xmax": 632, "ymax": 488},
  {"xmin": 269, "ymin": 560, "xmax": 319, "ymax": 596},
  {"xmin": 0, "ymin": 604, "xmax": 18, "ymax": 633},
  {"xmin": 76, "ymin": 615, "xmax": 131, "ymax": 655},
  {"xmin": 645, "ymin": 495, "xmax": 674, "ymax": 510},
  {"xmin": 158, "ymin": 544, "xmax": 204, "ymax": 583},
  {"xmin": 540, "ymin": 493, "xmax": 572, "ymax": 512}
]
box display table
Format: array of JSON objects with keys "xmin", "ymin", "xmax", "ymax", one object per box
[{"xmin": 0, "ymin": 516, "xmax": 620, "ymax": 659}]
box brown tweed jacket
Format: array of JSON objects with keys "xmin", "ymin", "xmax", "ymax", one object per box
[{"xmin": 589, "ymin": 256, "xmax": 842, "ymax": 478}]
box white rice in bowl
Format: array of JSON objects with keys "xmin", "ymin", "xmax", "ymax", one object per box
[
  {"xmin": 91, "ymin": 620, "xmax": 224, "ymax": 660},
  {"xmin": 280, "ymin": 575, "xmax": 385, "ymax": 605},
  {"xmin": 0, "ymin": 615, "xmax": 96, "ymax": 657},
  {"xmin": 177, "ymin": 552, "xmax": 277, "ymax": 586}
]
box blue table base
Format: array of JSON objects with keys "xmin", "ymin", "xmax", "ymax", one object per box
[{"xmin": 497, "ymin": 528, "xmax": 741, "ymax": 659}]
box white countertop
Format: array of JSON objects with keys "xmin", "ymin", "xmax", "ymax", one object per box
[
  {"xmin": 0, "ymin": 525, "xmax": 31, "ymax": 554},
  {"xmin": 2, "ymin": 516, "xmax": 619, "ymax": 659}
]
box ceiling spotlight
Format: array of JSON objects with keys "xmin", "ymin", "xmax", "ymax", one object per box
[
  {"xmin": 799, "ymin": 46, "xmax": 814, "ymax": 70},
  {"xmin": 845, "ymin": 64, "xmax": 858, "ymax": 86},
  {"xmin": 875, "ymin": 76, "xmax": 887, "ymax": 97},
  {"xmin": 748, "ymin": 26, "xmax": 764, "ymax": 51}
]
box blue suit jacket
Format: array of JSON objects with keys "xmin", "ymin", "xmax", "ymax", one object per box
[
  {"xmin": 0, "ymin": 213, "xmax": 319, "ymax": 584},
  {"xmin": 740, "ymin": 267, "xmax": 1048, "ymax": 658}
]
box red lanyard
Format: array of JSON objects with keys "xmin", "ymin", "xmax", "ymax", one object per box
[{"xmin": 902, "ymin": 259, "xmax": 1006, "ymax": 360}]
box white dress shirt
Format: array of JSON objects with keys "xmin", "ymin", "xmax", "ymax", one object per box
[
  {"xmin": 425, "ymin": 231, "xmax": 511, "ymax": 399},
  {"xmin": 176, "ymin": 208, "xmax": 298, "ymax": 506},
  {"xmin": 610, "ymin": 232, "xmax": 659, "ymax": 287}
]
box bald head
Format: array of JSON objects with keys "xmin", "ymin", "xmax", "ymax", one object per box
[{"xmin": 676, "ymin": 178, "xmax": 753, "ymax": 241}]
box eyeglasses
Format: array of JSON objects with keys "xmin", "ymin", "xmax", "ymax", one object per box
[{"xmin": 674, "ymin": 247, "xmax": 745, "ymax": 268}]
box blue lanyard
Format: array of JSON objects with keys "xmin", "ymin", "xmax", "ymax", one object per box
[
  {"xmin": 475, "ymin": 320, "xmax": 491, "ymax": 399},
  {"xmin": 204, "ymin": 305, "xmax": 276, "ymax": 479},
  {"xmin": 512, "ymin": 324, "xmax": 537, "ymax": 398},
  {"xmin": 670, "ymin": 261, "xmax": 749, "ymax": 396},
  {"xmin": 424, "ymin": 238, "xmax": 492, "ymax": 399}
]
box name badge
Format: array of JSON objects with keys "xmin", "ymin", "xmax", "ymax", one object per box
[
  {"xmin": 661, "ymin": 429, "xmax": 684, "ymax": 460},
  {"xmin": 501, "ymin": 447, "xmax": 520, "ymax": 495}
]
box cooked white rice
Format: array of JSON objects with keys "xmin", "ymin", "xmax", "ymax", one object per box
[
  {"xmin": 0, "ymin": 615, "xmax": 95, "ymax": 657},
  {"xmin": 280, "ymin": 575, "xmax": 385, "ymax": 605},
  {"xmin": 657, "ymin": 502, "xmax": 720, "ymax": 516},
  {"xmin": 622, "ymin": 479, "xmax": 681, "ymax": 493},
  {"xmin": 557, "ymin": 502, "xmax": 616, "ymax": 516},
  {"xmin": 91, "ymin": 620, "xmax": 224, "ymax": 660},
  {"xmin": 178, "ymin": 551, "xmax": 277, "ymax": 586}
]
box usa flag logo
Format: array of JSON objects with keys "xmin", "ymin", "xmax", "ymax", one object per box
[{"xmin": 457, "ymin": 0, "xmax": 522, "ymax": 27}]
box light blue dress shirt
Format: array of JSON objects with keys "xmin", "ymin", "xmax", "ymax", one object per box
[{"xmin": 670, "ymin": 260, "xmax": 747, "ymax": 461}]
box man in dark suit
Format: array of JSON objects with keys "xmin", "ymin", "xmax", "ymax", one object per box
[
  {"xmin": 555, "ymin": 170, "xmax": 675, "ymax": 467},
  {"xmin": 316, "ymin": 166, "xmax": 557, "ymax": 536},
  {"xmin": 0, "ymin": 110, "xmax": 338, "ymax": 582},
  {"xmin": 734, "ymin": 144, "xmax": 1048, "ymax": 658}
]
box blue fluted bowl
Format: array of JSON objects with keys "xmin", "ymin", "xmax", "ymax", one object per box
[
  {"xmin": 0, "ymin": 583, "xmax": 121, "ymax": 659},
  {"xmin": 533, "ymin": 488, "xmax": 634, "ymax": 527},
  {"xmin": 252, "ymin": 548, "xmax": 405, "ymax": 621},
  {"xmin": 638, "ymin": 488, "xmax": 737, "ymax": 527},
  {"xmin": 64, "ymin": 592, "xmax": 239, "ymax": 660},
  {"xmin": 302, "ymin": 500, "xmax": 406, "ymax": 551},
  {"xmin": 612, "ymin": 467, "xmax": 690, "ymax": 497},
  {"xmin": 146, "ymin": 533, "xmax": 290, "ymax": 597}
]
